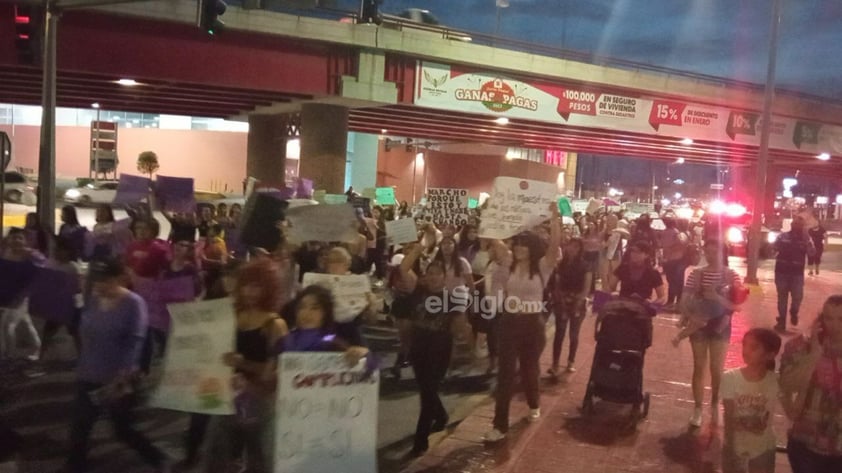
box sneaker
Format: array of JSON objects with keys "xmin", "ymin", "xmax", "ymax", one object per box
[
  {"xmin": 528, "ymin": 408, "xmax": 541, "ymax": 422},
  {"xmin": 790, "ymin": 314, "xmax": 799, "ymax": 327},
  {"xmin": 689, "ymin": 407, "xmax": 703, "ymax": 427},
  {"xmin": 774, "ymin": 322, "xmax": 786, "ymax": 333},
  {"xmin": 566, "ymin": 364, "xmax": 576, "ymax": 373},
  {"xmin": 547, "ymin": 366, "xmax": 559, "ymax": 378},
  {"xmin": 483, "ymin": 428, "xmax": 506, "ymax": 442},
  {"xmin": 808, "ymin": 270, "xmax": 814, "ymax": 276}
]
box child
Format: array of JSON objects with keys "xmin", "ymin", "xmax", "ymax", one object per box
[{"xmin": 720, "ymin": 328, "xmax": 782, "ymax": 473}]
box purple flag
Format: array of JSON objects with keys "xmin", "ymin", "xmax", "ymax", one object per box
[
  {"xmin": 113, "ymin": 174, "xmax": 151, "ymax": 206},
  {"xmin": 295, "ymin": 178, "xmax": 313, "ymax": 199},
  {"xmin": 156, "ymin": 175, "xmax": 195, "ymax": 213}
]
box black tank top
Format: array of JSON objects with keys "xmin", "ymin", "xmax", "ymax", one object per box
[{"xmin": 236, "ymin": 320, "xmax": 274, "ymax": 363}]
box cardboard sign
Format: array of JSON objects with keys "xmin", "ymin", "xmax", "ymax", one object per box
[
  {"xmin": 375, "ymin": 187, "xmax": 396, "ymax": 206},
  {"xmin": 301, "ymin": 272, "xmax": 372, "ymax": 323},
  {"xmin": 275, "ymin": 352, "xmax": 379, "ymax": 473},
  {"xmin": 156, "ymin": 175, "xmax": 196, "ymax": 213},
  {"xmin": 385, "ymin": 218, "xmax": 418, "ymax": 245},
  {"xmin": 112, "ymin": 174, "xmax": 151, "ymax": 206},
  {"xmin": 285, "ymin": 204, "xmax": 359, "ymax": 244},
  {"xmin": 149, "ymin": 298, "xmax": 236, "ymax": 415},
  {"xmin": 426, "ymin": 188, "xmax": 469, "ymax": 226},
  {"xmin": 478, "ymin": 177, "xmax": 557, "ymax": 240}
]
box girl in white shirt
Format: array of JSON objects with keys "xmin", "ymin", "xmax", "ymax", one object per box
[{"xmin": 720, "ymin": 328, "xmax": 782, "ymax": 473}]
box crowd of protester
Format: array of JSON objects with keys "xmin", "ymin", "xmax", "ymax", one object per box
[{"xmin": 0, "ymin": 194, "xmax": 839, "ymax": 473}]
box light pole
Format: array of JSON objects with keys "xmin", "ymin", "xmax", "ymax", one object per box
[
  {"xmin": 495, "ymin": 0, "xmax": 509, "ymax": 37},
  {"xmin": 92, "ymin": 102, "xmax": 101, "ymax": 183},
  {"xmin": 747, "ymin": 0, "xmax": 783, "ymax": 285}
]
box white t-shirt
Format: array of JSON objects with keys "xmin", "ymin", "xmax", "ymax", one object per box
[{"xmin": 720, "ymin": 368, "xmax": 780, "ymax": 457}]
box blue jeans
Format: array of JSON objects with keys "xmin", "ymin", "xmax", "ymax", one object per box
[{"xmin": 775, "ymin": 272, "xmax": 804, "ymax": 325}]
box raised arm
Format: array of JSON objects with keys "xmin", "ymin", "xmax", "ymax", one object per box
[
  {"xmin": 399, "ymin": 242, "xmax": 423, "ymax": 293},
  {"xmin": 541, "ymin": 203, "xmax": 562, "ymax": 267}
]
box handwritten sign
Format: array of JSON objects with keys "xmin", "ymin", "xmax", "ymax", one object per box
[
  {"xmin": 301, "ymin": 273, "xmax": 371, "ymax": 323},
  {"xmin": 149, "ymin": 298, "xmax": 236, "ymax": 415},
  {"xmin": 479, "ymin": 177, "xmax": 557, "ymax": 240},
  {"xmin": 156, "ymin": 175, "xmax": 195, "ymax": 213},
  {"xmin": 385, "ymin": 218, "xmax": 418, "ymax": 245},
  {"xmin": 375, "ymin": 187, "xmax": 396, "ymax": 206},
  {"xmin": 427, "ymin": 188, "xmax": 469, "ymax": 226},
  {"xmin": 323, "ymin": 194, "xmax": 348, "ymax": 205},
  {"xmin": 312, "ymin": 190, "xmax": 327, "ymax": 203},
  {"xmin": 112, "ymin": 174, "xmax": 151, "ymax": 206},
  {"xmin": 275, "ymin": 352, "xmax": 379, "ymax": 473},
  {"xmin": 285, "ymin": 204, "xmax": 359, "ymax": 244}
]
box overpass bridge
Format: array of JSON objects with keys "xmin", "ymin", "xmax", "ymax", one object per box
[{"xmin": 2, "ymin": 0, "xmax": 841, "ymax": 181}]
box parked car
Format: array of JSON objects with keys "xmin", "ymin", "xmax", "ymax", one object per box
[
  {"xmin": 2, "ymin": 171, "xmax": 36, "ymax": 204},
  {"xmin": 63, "ymin": 180, "xmax": 119, "ymax": 206}
]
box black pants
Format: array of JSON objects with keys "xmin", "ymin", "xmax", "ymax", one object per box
[
  {"xmin": 139, "ymin": 328, "xmax": 168, "ymax": 374},
  {"xmin": 185, "ymin": 414, "xmax": 211, "ymax": 463},
  {"xmin": 787, "ymin": 438, "xmax": 842, "ymax": 473},
  {"xmin": 552, "ymin": 297, "xmax": 585, "ymax": 367},
  {"xmin": 662, "ymin": 259, "xmax": 687, "ymax": 305},
  {"xmin": 67, "ymin": 382, "xmax": 165, "ymax": 472},
  {"xmin": 367, "ymin": 247, "xmax": 386, "ymax": 279},
  {"xmin": 493, "ymin": 313, "xmax": 546, "ymax": 433},
  {"xmin": 410, "ymin": 329, "xmax": 453, "ymax": 451}
]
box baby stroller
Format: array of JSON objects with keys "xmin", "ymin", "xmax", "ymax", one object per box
[{"xmin": 582, "ymin": 297, "xmax": 655, "ymax": 422}]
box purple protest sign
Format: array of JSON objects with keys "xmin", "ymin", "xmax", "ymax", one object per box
[
  {"xmin": 156, "ymin": 175, "xmax": 195, "ymax": 213},
  {"xmin": 113, "ymin": 174, "xmax": 151, "ymax": 206},
  {"xmin": 132, "ymin": 276, "xmax": 169, "ymax": 331},
  {"xmin": 28, "ymin": 267, "xmax": 78, "ymax": 324},
  {"xmin": 295, "ymin": 178, "xmax": 313, "ymax": 199}
]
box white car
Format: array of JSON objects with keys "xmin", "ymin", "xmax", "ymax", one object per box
[{"xmin": 63, "ymin": 181, "xmax": 119, "ymax": 206}]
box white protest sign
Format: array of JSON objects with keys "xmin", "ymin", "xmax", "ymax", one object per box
[
  {"xmin": 285, "ymin": 204, "xmax": 359, "ymax": 243},
  {"xmin": 586, "ymin": 198, "xmax": 602, "ymax": 215},
  {"xmin": 426, "ymin": 188, "xmax": 469, "ymax": 226},
  {"xmin": 624, "ymin": 202, "xmax": 656, "ymax": 217},
  {"xmin": 149, "ymin": 298, "xmax": 235, "ymax": 415},
  {"xmin": 479, "ymin": 177, "xmax": 558, "ymax": 239},
  {"xmin": 275, "ymin": 352, "xmax": 379, "ymax": 473},
  {"xmin": 385, "ymin": 218, "xmax": 418, "ymax": 245},
  {"xmin": 301, "ymin": 273, "xmax": 372, "ymax": 323}
]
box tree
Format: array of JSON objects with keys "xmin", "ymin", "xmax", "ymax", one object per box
[{"xmin": 137, "ymin": 151, "xmax": 160, "ymax": 179}]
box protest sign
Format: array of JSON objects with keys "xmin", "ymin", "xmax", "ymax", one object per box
[
  {"xmin": 312, "ymin": 190, "xmax": 327, "ymax": 203},
  {"xmin": 112, "ymin": 174, "xmax": 151, "ymax": 206},
  {"xmin": 478, "ymin": 177, "xmax": 557, "ymax": 240},
  {"xmin": 350, "ymin": 196, "xmax": 372, "ymax": 217},
  {"xmin": 301, "ymin": 273, "xmax": 371, "ymax": 323},
  {"xmin": 426, "ymin": 188, "xmax": 469, "ymax": 226},
  {"xmin": 155, "ymin": 175, "xmax": 195, "ymax": 213},
  {"xmin": 468, "ymin": 197, "xmax": 478, "ymax": 209},
  {"xmin": 295, "ymin": 178, "xmax": 313, "ymax": 199},
  {"xmin": 361, "ymin": 188, "xmax": 377, "ymax": 200},
  {"xmin": 375, "ymin": 187, "xmax": 396, "ymax": 205},
  {"xmin": 28, "ymin": 267, "xmax": 79, "ymax": 324},
  {"xmin": 585, "ymin": 198, "xmax": 602, "ymax": 216},
  {"xmin": 385, "ymin": 218, "xmax": 418, "ymax": 245},
  {"xmin": 285, "ymin": 204, "xmax": 359, "ymax": 244},
  {"xmin": 323, "ymin": 194, "xmax": 348, "ymax": 205},
  {"xmin": 275, "ymin": 352, "xmax": 379, "ymax": 473},
  {"xmin": 149, "ymin": 298, "xmax": 236, "ymax": 415},
  {"xmin": 558, "ymin": 197, "xmax": 573, "ymax": 217}
]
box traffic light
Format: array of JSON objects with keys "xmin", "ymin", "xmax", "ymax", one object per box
[
  {"xmin": 359, "ymin": 0, "xmax": 382, "ymax": 25},
  {"xmin": 13, "ymin": 4, "xmax": 42, "ymax": 65},
  {"xmin": 200, "ymin": 0, "xmax": 227, "ymax": 35}
]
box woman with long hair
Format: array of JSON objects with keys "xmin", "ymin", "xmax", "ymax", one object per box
[
  {"xmin": 205, "ymin": 259, "xmax": 288, "ymax": 473},
  {"xmin": 679, "ymin": 239, "xmax": 743, "ymax": 428},
  {"xmin": 483, "ymin": 203, "xmax": 561, "ymax": 442},
  {"xmin": 611, "ymin": 240, "xmax": 666, "ymax": 304},
  {"xmin": 432, "ymin": 236, "xmax": 475, "ymax": 358},
  {"xmin": 546, "ymin": 237, "xmax": 592, "ymax": 377}
]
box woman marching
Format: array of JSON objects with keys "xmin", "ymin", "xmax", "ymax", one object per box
[
  {"xmin": 398, "ymin": 242, "xmax": 456, "ymax": 455},
  {"xmin": 546, "ymin": 237, "xmax": 592, "ymax": 377},
  {"xmin": 483, "ymin": 203, "xmax": 561, "ymax": 442}
]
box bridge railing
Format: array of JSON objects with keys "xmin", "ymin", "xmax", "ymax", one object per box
[{"xmin": 248, "ymin": 2, "xmax": 840, "ymax": 107}]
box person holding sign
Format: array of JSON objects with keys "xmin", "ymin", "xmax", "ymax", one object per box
[
  {"xmin": 205, "ymin": 260, "xmax": 288, "ymax": 473},
  {"xmin": 483, "ymin": 203, "xmax": 561, "ymax": 443},
  {"xmin": 398, "ymin": 243, "xmax": 456, "ymax": 456}
]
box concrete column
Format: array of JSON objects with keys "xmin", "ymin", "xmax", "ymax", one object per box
[
  {"xmin": 564, "ymin": 152, "xmax": 578, "ymax": 196},
  {"xmin": 299, "ymin": 104, "xmax": 349, "ymax": 193},
  {"xmin": 348, "ymin": 132, "xmax": 379, "ymax": 191},
  {"xmin": 246, "ymin": 114, "xmax": 288, "ymax": 186}
]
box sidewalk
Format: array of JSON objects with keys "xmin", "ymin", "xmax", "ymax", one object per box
[{"xmin": 403, "ymin": 261, "xmax": 839, "ymax": 473}]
